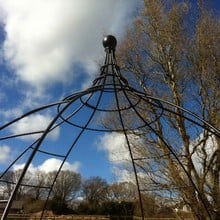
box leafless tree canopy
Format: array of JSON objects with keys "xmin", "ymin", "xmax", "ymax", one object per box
[
  {"xmin": 46, "ymin": 170, "xmax": 81, "ymax": 202},
  {"xmin": 107, "ymin": 1, "xmax": 220, "ymax": 219},
  {"xmin": 82, "ymin": 176, "xmax": 108, "ymax": 205}
]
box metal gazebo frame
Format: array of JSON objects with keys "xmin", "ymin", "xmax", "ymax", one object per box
[{"xmin": 0, "ymin": 35, "xmax": 219, "ymax": 220}]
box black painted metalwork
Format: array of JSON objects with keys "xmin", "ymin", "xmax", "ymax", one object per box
[{"xmin": 0, "ymin": 35, "xmax": 219, "ymax": 220}]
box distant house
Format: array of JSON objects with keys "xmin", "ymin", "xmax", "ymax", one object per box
[{"xmin": 0, "ymin": 200, "xmax": 24, "ymax": 214}]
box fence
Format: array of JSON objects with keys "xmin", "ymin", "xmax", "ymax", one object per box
[{"xmin": 0, "ymin": 214, "xmax": 194, "ymax": 220}]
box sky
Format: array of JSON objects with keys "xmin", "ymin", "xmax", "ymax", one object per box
[
  {"xmin": 0, "ymin": 0, "xmax": 219, "ymax": 185},
  {"xmin": 0, "ymin": 0, "xmax": 141, "ymax": 183}
]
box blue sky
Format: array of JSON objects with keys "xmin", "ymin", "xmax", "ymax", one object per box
[
  {"xmin": 0, "ymin": 0, "xmax": 219, "ymax": 184},
  {"xmin": 0, "ymin": 0, "xmax": 140, "ymax": 183}
]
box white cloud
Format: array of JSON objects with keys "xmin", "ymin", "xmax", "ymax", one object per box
[
  {"xmin": 97, "ymin": 132, "xmax": 130, "ymax": 164},
  {"xmin": 10, "ymin": 113, "xmax": 60, "ymax": 141},
  {"xmin": 13, "ymin": 158, "xmax": 81, "ymax": 173},
  {"xmin": 97, "ymin": 132, "xmax": 133, "ymax": 182},
  {"xmin": 0, "ymin": 145, "xmax": 11, "ymax": 164},
  {"xmin": 13, "ymin": 163, "xmax": 37, "ymax": 173},
  {"xmin": 0, "ymin": 106, "xmax": 23, "ymax": 119},
  {"xmin": 38, "ymin": 158, "xmax": 81, "ymax": 173},
  {"xmin": 97, "ymin": 132, "xmax": 149, "ymax": 182},
  {"xmin": 0, "ymin": 0, "xmax": 136, "ymax": 90},
  {"xmin": 97, "ymin": 132, "xmax": 144, "ymax": 163},
  {"xmin": 112, "ymin": 167, "xmax": 135, "ymax": 183}
]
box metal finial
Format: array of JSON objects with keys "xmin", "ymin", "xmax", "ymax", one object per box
[{"xmin": 102, "ymin": 35, "xmax": 117, "ymax": 50}]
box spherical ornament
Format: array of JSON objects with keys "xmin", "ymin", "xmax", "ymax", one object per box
[{"xmin": 103, "ymin": 35, "xmax": 117, "ymax": 50}]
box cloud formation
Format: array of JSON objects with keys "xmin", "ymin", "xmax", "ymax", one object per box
[
  {"xmin": 10, "ymin": 113, "xmax": 60, "ymax": 141},
  {"xmin": 97, "ymin": 132, "xmax": 134, "ymax": 182},
  {"xmin": 97, "ymin": 132, "xmax": 148, "ymax": 182},
  {"xmin": 0, "ymin": 145, "xmax": 11, "ymax": 164},
  {"xmin": 97, "ymin": 132, "xmax": 130, "ymax": 164},
  {"xmin": 0, "ymin": 0, "xmax": 136, "ymax": 90},
  {"xmin": 0, "ymin": 0, "xmax": 140, "ymax": 184},
  {"xmin": 13, "ymin": 158, "xmax": 81, "ymax": 173},
  {"xmin": 38, "ymin": 158, "xmax": 81, "ymax": 173}
]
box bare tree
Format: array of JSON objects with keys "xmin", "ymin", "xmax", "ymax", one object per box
[
  {"xmin": 29, "ymin": 171, "xmax": 48, "ymax": 200},
  {"xmin": 9, "ymin": 169, "xmax": 32, "ymax": 200},
  {"xmin": 113, "ymin": 1, "xmax": 220, "ymax": 219},
  {"xmin": 0, "ymin": 171, "xmax": 14, "ymax": 199},
  {"xmin": 107, "ymin": 181, "xmax": 137, "ymax": 202},
  {"xmin": 46, "ymin": 170, "xmax": 81, "ymax": 202},
  {"xmin": 82, "ymin": 176, "xmax": 108, "ymax": 206}
]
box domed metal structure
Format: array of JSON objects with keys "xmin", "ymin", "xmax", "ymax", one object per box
[{"xmin": 0, "ymin": 35, "xmax": 219, "ymax": 220}]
